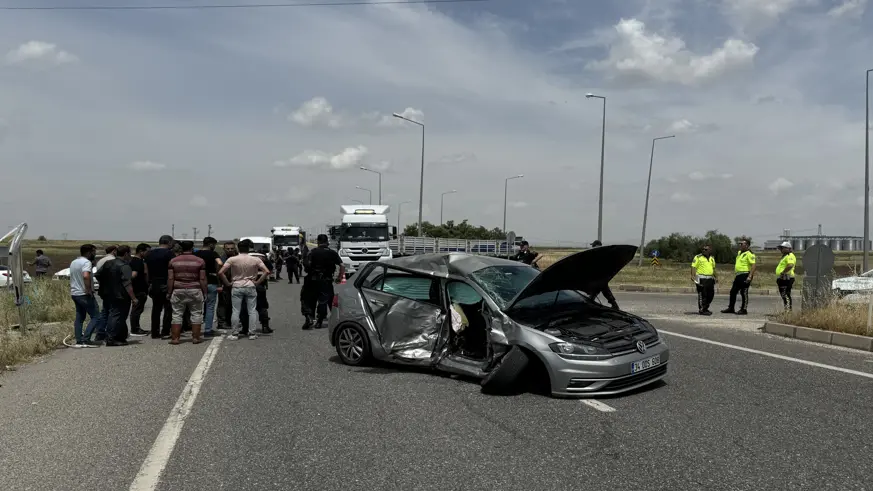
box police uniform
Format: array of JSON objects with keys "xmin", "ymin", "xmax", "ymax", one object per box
[
  {"xmin": 691, "ymin": 253, "xmax": 716, "ymax": 315},
  {"xmin": 724, "ymin": 249, "xmax": 756, "ymax": 314},
  {"xmin": 301, "ymin": 245, "xmax": 342, "ymax": 329},
  {"xmin": 776, "ymin": 249, "xmax": 797, "ymax": 311}
]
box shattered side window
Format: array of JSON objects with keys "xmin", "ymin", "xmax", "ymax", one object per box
[
  {"xmin": 469, "ymin": 265, "xmax": 539, "ymax": 310},
  {"xmin": 360, "ymin": 265, "xmax": 386, "ymax": 290}
]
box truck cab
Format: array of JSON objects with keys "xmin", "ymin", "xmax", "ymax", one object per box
[
  {"xmin": 239, "ymin": 236, "xmax": 273, "ymax": 256},
  {"xmin": 271, "ymin": 226, "xmax": 305, "ymax": 253},
  {"xmin": 336, "ymin": 205, "xmax": 397, "ymax": 277}
]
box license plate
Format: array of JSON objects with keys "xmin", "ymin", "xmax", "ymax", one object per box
[{"xmin": 632, "ymin": 355, "xmax": 661, "ymax": 373}]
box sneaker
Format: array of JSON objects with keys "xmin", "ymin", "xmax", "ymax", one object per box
[
  {"xmin": 248, "ymin": 334, "xmax": 259, "ymax": 340},
  {"xmin": 701, "ymin": 310, "xmax": 713, "ymax": 316},
  {"xmin": 226, "ymin": 334, "xmax": 239, "ymax": 341},
  {"xmin": 721, "ymin": 308, "xmax": 735, "ymax": 314},
  {"xmin": 72, "ymin": 343, "xmax": 86, "ymax": 349},
  {"xmin": 736, "ymin": 309, "xmax": 748, "ymax": 316},
  {"xmin": 261, "ymin": 327, "xmax": 274, "ymax": 334},
  {"xmin": 82, "ymin": 340, "xmax": 101, "ymax": 348},
  {"xmin": 203, "ymin": 331, "xmax": 219, "ymax": 338},
  {"xmin": 130, "ymin": 328, "xmax": 148, "ymax": 337}
]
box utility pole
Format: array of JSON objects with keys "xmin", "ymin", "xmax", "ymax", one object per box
[
  {"xmin": 182, "ymin": 233, "xmax": 188, "ymax": 240},
  {"xmin": 193, "ymin": 227, "xmax": 199, "ymax": 241},
  {"xmin": 172, "ymin": 224, "xmax": 175, "ymax": 237},
  {"xmin": 207, "ymin": 224, "xmax": 212, "ymax": 237},
  {"xmin": 818, "ymin": 224, "xmax": 822, "ymax": 237}
]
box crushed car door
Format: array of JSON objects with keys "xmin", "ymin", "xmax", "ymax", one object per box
[{"xmin": 359, "ymin": 265, "xmax": 446, "ymax": 362}]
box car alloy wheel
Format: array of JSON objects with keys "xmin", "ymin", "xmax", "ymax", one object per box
[{"xmin": 336, "ymin": 325, "xmax": 370, "ymax": 366}]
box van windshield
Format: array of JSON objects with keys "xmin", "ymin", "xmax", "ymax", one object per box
[{"xmin": 341, "ymin": 223, "xmax": 389, "ymax": 242}]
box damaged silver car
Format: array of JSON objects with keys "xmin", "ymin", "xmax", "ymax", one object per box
[{"xmin": 327, "ymin": 244, "xmax": 670, "ymax": 397}]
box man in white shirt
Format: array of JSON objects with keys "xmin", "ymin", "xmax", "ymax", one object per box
[{"xmin": 70, "ymin": 244, "xmax": 100, "ymax": 348}]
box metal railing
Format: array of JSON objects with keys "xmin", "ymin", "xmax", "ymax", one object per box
[{"xmin": 1, "ymin": 223, "xmax": 29, "ymax": 332}]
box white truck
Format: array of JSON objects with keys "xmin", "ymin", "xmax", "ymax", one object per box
[
  {"xmin": 335, "ymin": 205, "xmax": 397, "ymax": 276},
  {"xmin": 271, "ymin": 226, "xmax": 305, "ymax": 252},
  {"xmin": 239, "ymin": 236, "xmax": 273, "ymax": 255}
]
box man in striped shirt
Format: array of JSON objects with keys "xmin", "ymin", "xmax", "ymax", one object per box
[{"xmin": 167, "ymin": 240, "xmax": 206, "ymax": 345}]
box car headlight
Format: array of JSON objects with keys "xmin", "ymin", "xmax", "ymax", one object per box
[{"xmin": 549, "ymin": 342, "xmax": 610, "ymax": 357}]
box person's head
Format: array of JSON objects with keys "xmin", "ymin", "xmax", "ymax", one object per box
[
  {"xmin": 317, "ymin": 234, "xmax": 329, "ymax": 247},
  {"xmin": 116, "ymin": 245, "xmax": 132, "ymax": 260},
  {"xmin": 80, "ymin": 244, "xmax": 97, "ymax": 260},
  {"xmin": 180, "ymin": 240, "xmax": 195, "ymax": 253},
  {"xmin": 36, "ymin": 249, "xmax": 43, "ymax": 256},
  {"xmin": 779, "ymin": 241, "xmax": 792, "ymax": 255},
  {"xmin": 136, "ymin": 243, "xmax": 151, "ymax": 257},
  {"xmin": 158, "ymin": 235, "xmax": 173, "ymax": 247},
  {"xmin": 590, "ymin": 240, "xmax": 602, "ymax": 248},
  {"xmin": 237, "ymin": 239, "xmax": 254, "ymax": 253},
  {"xmin": 702, "ymin": 244, "xmax": 712, "ymax": 256},
  {"xmin": 519, "ymin": 240, "xmax": 530, "ymax": 251},
  {"xmin": 223, "ymin": 241, "xmax": 237, "ymax": 256},
  {"xmin": 105, "ymin": 245, "xmax": 118, "ymax": 256},
  {"xmin": 738, "ymin": 238, "xmax": 750, "ymax": 252},
  {"xmin": 202, "ymin": 236, "xmax": 217, "ymax": 251}
]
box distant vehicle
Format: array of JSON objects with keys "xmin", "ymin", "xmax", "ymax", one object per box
[
  {"xmin": 53, "ymin": 259, "xmax": 101, "ymax": 290},
  {"xmin": 328, "ymin": 245, "xmax": 669, "ymax": 398},
  {"xmin": 1, "ymin": 265, "xmax": 32, "ymax": 287},
  {"xmin": 335, "ymin": 205, "xmax": 396, "ymax": 277},
  {"xmin": 832, "ymin": 269, "xmax": 873, "ymax": 296},
  {"xmin": 271, "ymin": 226, "xmax": 305, "ymax": 252},
  {"xmin": 239, "ymin": 236, "xmax": 273, "ymax": 255}
]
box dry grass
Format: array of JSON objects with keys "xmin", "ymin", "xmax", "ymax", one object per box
[
  {"xmin": 0, "ymin": 279, "xmax": 75, "ymax": 370},
  {"xmin": 774, "ymin": 301, "xmax": 872, "ymax": 337}
]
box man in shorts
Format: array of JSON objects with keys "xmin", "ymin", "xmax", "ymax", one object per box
[{"xmin": 167, "ymin": 240, "xmax": 206, "ymax": 344}]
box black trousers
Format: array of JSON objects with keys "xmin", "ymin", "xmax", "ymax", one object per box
[
  {"xmin": 777, "ymin": 277, "xmax": 795, "ymax": 310},
  {"xmin": 107, "ymin": 298, "xmax": 131, "ymax": 342},
  {"xmin": 217, "ymin": 287, "xmax": 232, "ymax": 328},
  {"xmin": 727, "ymin": 273, "xmax": 751, "ymax": 311},
  {"xmin": 592, "ymin": 284, "xmax": 618, "ymax": 307},
  {"xmin": 696, "ymin": 278, "xmax": 716, "ymax": 312},
  {"xmin": 275, "ymin": 263, "xmax": 283, "ymax": 279},
  {"xmin": 288, "ymin": 264, "xmax": 300, "ymax": 283},
  {"xmin": 302, "ymin": 277, "xmax": 334, "ymax": 320},
  {"xmin": 129, "ymin": 291, "xmax": 148, "ymax": 330},
  {"xmin": 239, "ymin": 284, "xmax": 269, "ymax": 333},
  {"xmin": 149, "ymin": 284, "xmax": 172, "ymax": 337}
]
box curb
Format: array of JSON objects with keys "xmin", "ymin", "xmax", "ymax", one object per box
[
  {"xmin": 615, "ymin": 285, "xmax": 773, "ymax": 296},
  {"xmin": 761, "ymin": 321, "xmax": 873, "ymax": 352}
]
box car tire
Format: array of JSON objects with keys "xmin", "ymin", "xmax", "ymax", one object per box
[
  {"xmin": 480, "ymin": 346, "xmax": 531, "ymax": 395},
  {"xmin": 334, "ymin": 324, "xmax": 372, "ymax": 366}
]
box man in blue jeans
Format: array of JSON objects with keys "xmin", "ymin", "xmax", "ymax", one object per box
[
  {"xmin": 69, "ymin": 244, "xmax": 100, "ymax": 348},
  {"xmin": 195, "ymin": 237, "xmax": 224, "ymax": 337}
]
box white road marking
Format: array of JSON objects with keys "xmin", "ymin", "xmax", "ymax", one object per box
[
  {"xmin": 660, "ymin": 330, "xmax": 873, "ymax": 380},
  {"xmin": 581, "ymin": 400, "xmax": 616, "ymax": 412},
  {"xmin": 129, "ymin": 337, "xmax": 224, "ymax": 491}
]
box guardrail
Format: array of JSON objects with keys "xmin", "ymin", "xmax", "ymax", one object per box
[
  {"xmin": 389, "ymin": 237, "xmax": 517, "ymax": 257},
  {"xmin": 1, "ymin": 222, "xmax": 29, "ymax": 331}
]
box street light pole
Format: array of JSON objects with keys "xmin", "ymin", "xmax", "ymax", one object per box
[
  {"xmin": 586, "ymin": 93, "xmax": 607, "ymax": 242},
  {"xmin": 397, "ymin": 200, "xmax": 411, "ymax": 233},
  {"xmin": 393, "ymin": 113, "xmax": 425, "ymax": 236},
  {"xmin": 360, "ymin": 166, "xmax": 382, "ymax": 205},
  {"xmin": 503, "ymin": 175, "xmax": 524, "ymax": 237},
  {"xmin": 865, "ymin": 69, "xmax": 872, "ymax": 272},
  {"xmin": 638, "ymin": 135, "xmax": 676, "ymax": 267},
  {"xmin": 440, "ymin": 190, "xmax": 457, "ymax": 224},
  {"xmin": 355, "ymin": 186, "xmax": 372, "ymax": 205}
]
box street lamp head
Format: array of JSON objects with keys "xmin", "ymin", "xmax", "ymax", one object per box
[
  {"xmin": 392, "ymin": 113, "xmax": 402, "ymax": 118},
  {"xmin": 585, "ymin": 93, "xmax": 595, "ymax": 98},
  {"xmin": 360, "ymin": 166, "xmax": 368, "ymax": 170}
]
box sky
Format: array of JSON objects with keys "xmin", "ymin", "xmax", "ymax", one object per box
[{"xmin": 0, "ymin": 0, "xmax": 871, "ymax": 245}]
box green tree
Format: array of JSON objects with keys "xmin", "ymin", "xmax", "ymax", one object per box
[
  {"xmin": 644, "ymin": 230, "xmax": 734, "ymax": 263},
  {"xmin": 402, "ymin": 220, "xmax": 505, "ymax": 240}
]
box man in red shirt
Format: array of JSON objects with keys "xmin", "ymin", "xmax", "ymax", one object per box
[{"xmin": 167, "ymin": 240, "xmax": 207, "ymax": 345}]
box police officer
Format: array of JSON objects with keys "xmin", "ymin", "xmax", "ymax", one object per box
[
  {"xmin": 589, "ymin": 240, "xmax": 619, "ymax": 310},
  {"xmin": 690, "ymin": 244, "xmax": 717, "ymax": 316},
  {"xmin": 775, "ymin": 241, "xmax": 797, "ymax": 311},
  {"xmin": 301, "ymin": 234, "xmax": 345, "ymax": 330},
  {"xmin": 512, "ymin": 240, "xmax": 542, "ymax": 270},
  {"xmin": 722, "ymin": 238, "xmax": 756, "ymax": 315}
]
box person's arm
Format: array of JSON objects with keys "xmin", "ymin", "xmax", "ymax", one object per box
[
  {"xmin": 167, "ymin": 266, "xmax": 175, "ymax": 298},
  {"xmin": 218, "ymin": 259, "xmax": 232, "ymax": 287},
  {"xmin": 122, "ymin": 264, "xmax": 137, "ymax": 304},
  {"xmin": 334, "ymin": 252, "xmax": 345, "ymax": 283},
  {"xmin": 200, "ymin": 265, "xmax": 207, "ymax": 296},
  {"xmin": 530, "ymin": 251, "xmax": 542, "ymax": 266},
  {"xmin": 144, "ymin": 262, "xmax": 150, "ymax": 285},
  {"xmin": 783, "ymin": 256, "xmax": 795, "ymax": 275},
  {"xmin": 748, "ymin": 254, "xmax": 757, "ymax": 282},
  {"xmin": 255, "ymin": 260, "xmax": 271, "ymax": 286},
  {"xmin": 82, "ymin": 266, "xmax": 93, "ymax": 296},
  {"xmin": 690, "ymin": 257, "xmax": 698, "ymax": 283}
]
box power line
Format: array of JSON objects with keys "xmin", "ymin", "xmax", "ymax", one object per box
[{"xmin": 0, "ymin": 0, "xmax": 489, "ymax": 11}]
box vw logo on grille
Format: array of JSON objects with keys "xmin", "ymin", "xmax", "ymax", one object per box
[
  {"xmin": 361, "ymin": 248, "xmax": 368, "ymax": 254},
  {"xmin": 635, "ymin": 340, "xmax": 647, "ymax": 353}
]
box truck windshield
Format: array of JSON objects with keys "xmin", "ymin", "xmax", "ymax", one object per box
[
  {"xmin": 341, "ymin": 223, "xmax": 389, "ymax": 242},
  {"xmin": 273, "ymin": 235, "xmax": 299, "ymax": 247}
]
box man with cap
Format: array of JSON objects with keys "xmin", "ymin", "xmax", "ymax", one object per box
[
  {"xmin": 589, "ymin": 240, "xmax": 619, "ymax": 310},
  {"xmin": 775, "ymin": 241, "xmax": 797, "ymax": 311},
  {"xmin": 301, "ymin": 234, "xmax": 345, "ymax": 330},
  {"xmin": 722, "ymin": 238, "xmax": 756, "ymax": 315},
  {"xmin": 512, "ymin": 240, "xmax": 542, "ymax": 270},
  {"xmin": 691, "ymin": 243, "xmax": 717, "ymax": 316}
]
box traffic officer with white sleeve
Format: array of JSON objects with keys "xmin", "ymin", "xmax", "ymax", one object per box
[
  {"xmin": 722, "ymin": 238, "xmax": 756, "ymax": 315},
  {"xmin": 775, "ymin": 241, "xmax": 797, "ymax": 311},
  {"xmin": 690, "ymin": 244, "xmax": 717, "ymax": 316}
]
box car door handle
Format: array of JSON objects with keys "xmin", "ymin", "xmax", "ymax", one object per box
[{"xmin": 370, "ymin": 299, "xmax": 385, "ymax": 306}]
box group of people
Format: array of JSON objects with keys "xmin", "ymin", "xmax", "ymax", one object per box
[
  {"xmin": 67, "ymin": 235, "xmax": 288, "ymax": 348},
  {"xmin": 691, "ymin": 238, "xmax": 797, "ymax": 315}
]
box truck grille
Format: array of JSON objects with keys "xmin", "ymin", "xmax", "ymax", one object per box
[{"xmin": 349, "ymin": 255, "xmax": 382, "ymax": 262}]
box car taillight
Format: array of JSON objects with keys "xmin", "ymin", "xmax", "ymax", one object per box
[{"xmin": 332, "ymin": 294, "xmax": 339, "ymax": 308}]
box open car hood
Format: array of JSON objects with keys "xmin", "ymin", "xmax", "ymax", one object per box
[{"xmin": 506, "ymin": 244, "xmax": 637, "ymax": 310}]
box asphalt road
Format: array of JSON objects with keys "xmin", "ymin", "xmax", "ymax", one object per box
[{"xmin": 1, "ymin": 285, "xmax": 872, "ymax": 490}]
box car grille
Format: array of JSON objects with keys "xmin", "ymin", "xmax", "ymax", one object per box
[
  {"xmin": 601, "ymin": 329, "xmax": 660, "ymax": 354},
  {"xmin": 349, "ymin": 255, "xmax": 382, "ymax": 262},
  {"xmin": 602, "ymin": 364, "xmax": 668, "ymax": 392}
]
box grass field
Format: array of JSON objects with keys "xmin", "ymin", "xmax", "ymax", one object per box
[{"xmin": 1, "ymin": 279, "xmax": 75, "ymax": 370}]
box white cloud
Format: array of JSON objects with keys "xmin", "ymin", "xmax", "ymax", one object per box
[
  {"xmin": 510, "ymin": 201, "xmax": 529, "ymax": 209},
  {"xmin": 430, "ymin": 152, "xmax": 477, "ymax": 166},
  {"xmin": 688, "ymin": 171, "xmax": 706, "ymax": 181},
  {"xmin": 374, "ymin": 107, "xmax": 425, "ymax": 127},
  {"xmin": 275, "ymin": 145, "xmax": 369, "ymax": 170},
  {"xmin": 189, "ymin": 195, "xmax": 209, "ymax": 207},
  {"xmin": 828, "ymin": 0, "xmax": 868, "ymax": 18},
  {"xmin": 768, "ymin": 177, "xmax": 795, "ymax": 195},
  {"xmin": 289, "ymin": 97, "xmax": 344, "ymax": 128},
  {"xmin": 5, "ymin": 41, "xmax": 78, "ymax": 65},
  {"xmin": 128, "ymin": 160, "xmax": 166, "ymax": 172},
  {"xmin": 589, "ymin": 18, "xmax": 759, "ymax": 85},
  {"xmin": 669, "ymin": 119, "xmax": 696, "ymax": 133},
  {"xmin": 686, "ymin": 171, "xmax": 732, "ymax": 181},
  {"xmin": 670, "ymin": 192, "xmax": 693, "ymax": 203}
]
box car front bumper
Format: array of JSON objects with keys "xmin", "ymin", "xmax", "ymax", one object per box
[{"xmin": 541, "ymin": 342, "xmax": 670, "ymax": 398}]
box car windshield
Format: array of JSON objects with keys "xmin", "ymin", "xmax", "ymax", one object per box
[
  {"xmin": 273, "ymin": 235, "xmax": 299, "ymax": 247},
  {"xmin": 341, "ymin": 223, "xmax": 388, "ymax": 242},
  {"xmin": 468, "ymin": 265, "xmax": 540, "ymax": 310}
]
